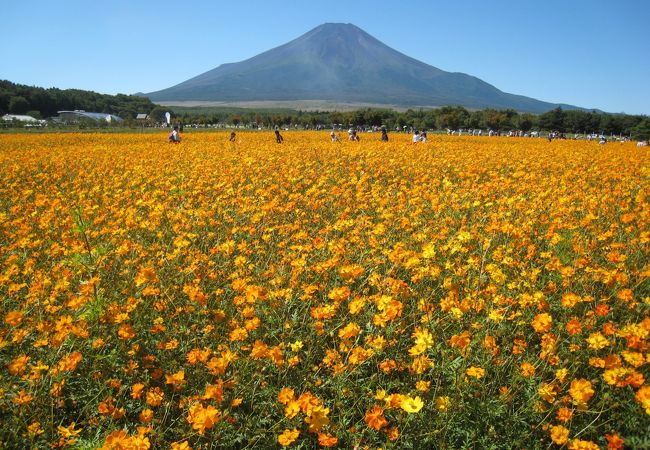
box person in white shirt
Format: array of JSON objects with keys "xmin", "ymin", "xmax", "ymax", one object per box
[
  {"xmin": 412, "ymin": 130, "xmax": 421, "ymax": 143},
  {"xmin": 168, "ymin": 126, "xmax": 181, "ymax": 143}
]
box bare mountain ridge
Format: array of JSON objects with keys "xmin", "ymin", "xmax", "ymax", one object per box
[{"xmin": 146, "ymin": 23, "xmax": 582, "ymax": 113}]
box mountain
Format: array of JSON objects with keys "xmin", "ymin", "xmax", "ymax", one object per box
[{"xmin": 146, "ymin": 23, "xmax": 581, "ymax": 113}]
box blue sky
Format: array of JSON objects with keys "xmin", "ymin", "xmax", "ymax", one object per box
[{"xmin": 4, "ymin": 0, "xmax": 649, "ymax": 115}]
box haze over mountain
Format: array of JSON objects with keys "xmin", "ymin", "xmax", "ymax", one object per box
[{"xmin": 146, "ymin": 23, "xmax": 583, "ymax": 113}]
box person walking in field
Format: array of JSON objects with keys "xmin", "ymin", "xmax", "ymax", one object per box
[
  {"xmin": 275, "ymin": 129, "xmax": 284, "ymax": 143},
  {"xmin": 380, "ymin": 128, "xmax": 389, "ymax": 141},
  {"xmin": 229, "ymin": 131, "xmax": 237, "ymax": 142}
]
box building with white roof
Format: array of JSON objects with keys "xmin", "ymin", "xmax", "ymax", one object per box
[{"xmin": 57, "ymin": 110, "xmax": 123, "ymax": 123}]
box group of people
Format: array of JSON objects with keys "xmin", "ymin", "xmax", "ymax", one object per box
[
  {"xmin": 226, "ymin": 129, "xmax": 283, "ymax": 143},
  {"xmin": 412, "ymin": 130, "xmax": 428, "ymax": 143},
  {"xmin": 171, "ymin": 127, "xmax": 434, "ymax": 145}
]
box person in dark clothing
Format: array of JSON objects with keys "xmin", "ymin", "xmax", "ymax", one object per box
[
  {"xmin": 275, "ymin": 129, "xmax": 284, "ymax": 143},
  {"xmin": 380, "ymin": 128, "xmax": 388, "ymax": 141}
]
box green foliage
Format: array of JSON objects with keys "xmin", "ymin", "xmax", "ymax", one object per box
[
  {"xmin": 168, "ymin": 103, "xmax": 648, "ymax": 136},
  {"xmin": 0, "ymin": 80, "xmax": 156, "ymax": 119},
  {"xmin": 631, "ymin": 118, "xmax": 650, "ymax": 140},
  {"xmin": 8, "ymin": 95, "xmax": 30, "ymax": 114}
]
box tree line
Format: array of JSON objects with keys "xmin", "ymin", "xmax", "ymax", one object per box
[
  {"xmin": 171, "ymin": 106, "xmax": 650, "ymax": 139},
  {"xmin": 0, "ymin": 80, "xmax": 155, "ymax": 120},
  {"xmin": 2, "ymin": 80, "xmax": 649, "ymax": 139}
]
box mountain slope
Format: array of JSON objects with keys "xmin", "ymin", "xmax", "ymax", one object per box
[{"xmin": 146, "ymin": 23, "xmax": 577, "ymax": 113}]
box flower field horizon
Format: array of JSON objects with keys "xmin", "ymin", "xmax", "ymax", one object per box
[{"xmin": 1, "ymin": 131, "xmax": 648, "ymax": 449}]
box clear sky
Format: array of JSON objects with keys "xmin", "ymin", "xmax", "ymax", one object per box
[{"xmin": 4, "ymin": 0, "xmax": 649, "ymax": 115}]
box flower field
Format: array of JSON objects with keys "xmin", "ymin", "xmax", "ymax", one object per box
[{"xmin": 1, "ymin": 131, "xmax": 648, "ymax": 449}]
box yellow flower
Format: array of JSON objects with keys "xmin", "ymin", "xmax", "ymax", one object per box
[
  {"xmin": 586, "ymin": 332, "xmax": 610, "ymax": 350},
  {"xmin": 305, "ymin": 406, "xmax": 330, "ymax": 432},
  {"xmin": 567, "ymin": 438, "xmax": 600, "ymax": 450},
  {"xmin": 434, "ymin": 396, "xmax": 451, "ymax": 412},
  {"xmin": 278, "ymin": 428, "xmax": 299, "ymax": 446},
  {"xmin": 466, "ymin": 366, "xmax": 485, "ymax": 379},
  {"xmin": 284, "ymin": 400, "xmax": 300, "ymax": 419},
  {"xmin": 400, "ymin": 395, "xmax": 424, "ymax": 413}
]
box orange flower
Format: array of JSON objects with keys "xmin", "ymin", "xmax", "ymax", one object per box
[
  {"xmin": 187, "ymin": 403, "xmax": 220, "ymax": 434},
  {"xmin": 566, "ymin": 317, "xmax": 582, "ymax": 335},
  {"xmin": 338, "ymin": 322, "xmax": 361, "ymax": 340},
  {"xmin": 131, "ymin": 383, "xmax": 145, "ymax": 399},
  {"xmin": 118, "ymin": 323, "xmax": 136, "ymax": 340},
  {"xmin": 135, "ymin": 267, "xmax": 157, "ymax": 286},
  {"xmin": 139, "ymin": 409, "xmax": 153, "ymax": 423},
  {"xmin": 561, "ymin": 293, "xmax": 581, "ymax": 308},
  {"xmin": 549, "ymin": 424, "xmax": 569, "ymax": 445},
  {"xmin": 165, "ymin": 370, "xmax": 186, "ymax": 388},
  {"xmin": 327, "ymin": 286, "xmax": 351, "ymax": 302},
  {"xmin": 4, "ymin": 310, "xmax": 23, "ymax": 326},
  {"xmin": 595, "ymin": 303, "xmax": 609, "ymax": 316},
  {"xmin": 569, "ymin": 379, "xmax": 595, "ymax": 408},
  {"xmin": 635, "ymin": 386, "xmax": 650, "ymax": 414},
  {"xmin": 364, "ymin": 405, "xmax": 388, "ymax": 430},
  {"xmin": 277, "ymin": 387, "xmax": 295, "ymax": 405},
  {"xmin": 145, "ymin": 387, "xmax": 164, "ymax": 407},
  {"xmin": 531, "ymin": 313, "xmax": 553, "ymax": 333},
  {"xmin": 8, "ymin": 354, "xmax": 30, "ymax": 375},
  {"xmin": 317, "ymin": 432, "xmax": 338, "ymax": 447},
  {"xmin": 605, "ymin": 433, "xmax": 625, "ymax": 450},
  {"xmin": 554, "ymin": 406, "xmax": 571, "ymax": 423},
  {"xmin": 519, "ymin": 362, "xmax": 536, "ymax": 377}
]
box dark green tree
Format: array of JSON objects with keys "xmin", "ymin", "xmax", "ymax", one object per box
[
  {"xmin": 631, "ymin": 118, "xmax": 650, "ymax": 140},
  {"xmin": 538, "ymin": 107, "xmax": 566, "ymax": 132},
  {"xmin": 9, "ymin": 96, "xmax": 30, "ymax": 114},
  {"xmin": 148, "ymin": 106, "xmax": 169, "ymax": 123}
]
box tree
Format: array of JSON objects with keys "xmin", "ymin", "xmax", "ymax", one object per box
[
  {"xmin": 436, "ymin": 106, "xmax": 469, "ymax": 130},
  {"xmin": 631, "ymin": 118, "xmax": 650, "ymax": 141},
  {"xmin": 148, "ymin": 106, "xmax": 169, "ymax": 123},
  {"xmin": 481, "ymin": 109, "xmax": 509, "ymax": 131},
  {"xmin": 538, "ymin": 107, "xmax": 566, "ymax": 132},
  {"xmin": 229, "ymin": 115, "xmax": 242, "ymax": 127},
  {"xmin": 9, "ymin": 96, "xmax": 30, "ymax": 114},
  {"xmin": 515, "ymin": 113, "xmax": 535, "ymax": 132}
]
